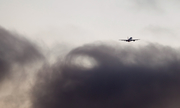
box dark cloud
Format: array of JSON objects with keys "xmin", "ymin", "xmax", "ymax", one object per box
[
  {"xmin": 32, "ymin": 43, "xmax": 180, "ymax": 108},
  {"xmin": 0, "ymin": 27, "xmax": 44, "ymax": 108},
  {"xmin": 0, "ymin": 27, "xmax": 43, "ymax": 82}
]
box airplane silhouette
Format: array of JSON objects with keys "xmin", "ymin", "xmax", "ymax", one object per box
[{"xmin": 119, "ymin": 37, "xmax": 140, "ymax": 42}]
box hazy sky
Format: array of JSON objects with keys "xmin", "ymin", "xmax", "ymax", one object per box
[
  {"xmin": 1, "ymin": 1, "xmax": 180, "ymax": 108},
  {"xmin": 1, "ymin": 0, "xmax": 180, "ymax": 47}
]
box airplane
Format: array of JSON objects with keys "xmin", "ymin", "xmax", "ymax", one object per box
[{"xmin": 119, "ymin": 37, "xmax": 140, "ymax": 42}]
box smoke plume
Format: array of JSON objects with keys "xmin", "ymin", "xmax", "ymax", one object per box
[
  {"xmin": 32, "ymin": 43, "xmax": 180, "ymax": 108},
  {"xmin": 3, "ymin": 26, "xmax": 180, "ymax": 108},
  {"xmin": 0, "ymin": 27, "xmax": 43, "ymax": 108},
  {"xmin": 0, "ymin": 27, "xmax": 42, "ymax": 81}
]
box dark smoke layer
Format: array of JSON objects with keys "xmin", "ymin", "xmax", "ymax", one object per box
[
  {"xmin": 32, "ymin": 43, "xmax": 180, "ymax": 108},
  {"xmin": 0, "ymin": 27, "xmax": 42, "ymax": 82}
]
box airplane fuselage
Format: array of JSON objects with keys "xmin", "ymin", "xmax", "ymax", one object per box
[{"xmin": 126, "ymin": 37, "xmax": 134, "ymax": 42}]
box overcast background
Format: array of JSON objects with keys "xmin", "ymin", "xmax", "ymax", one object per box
[
  {"xmin": 1, "ymin": 1, "xmax": 180, "ymax": 108},
  {"xmin": 1, "ymin": 0, "xmax": 180, "ymax": 47}
]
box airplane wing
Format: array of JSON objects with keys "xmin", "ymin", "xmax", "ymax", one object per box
[
  {"xmin": 132, "ymin": 39, "xmax": 140, "ymax": 41},
  {"xmin": 119, "ymin": 39, "xmax": 127, "ymax": 41}
]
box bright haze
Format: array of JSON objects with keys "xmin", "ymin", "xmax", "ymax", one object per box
[
  {"xmin": 1, "ymin": 0, "xmax": 180, "ymax": 47},
  {"xmin": 0, "ymin": 0, "xmax": 180, "ymax": 108}
]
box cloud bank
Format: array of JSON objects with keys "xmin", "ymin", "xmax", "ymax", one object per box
[
  {"xmin": 0, "ymin": 27, "xmax": 43, "ymax": 108},
  {"xmin": 0, "ymin": 26, "xmax": 180, "ymax": 108},
  {"xmin": 32, "ymin": 43, "xmax": 180, "ymax": 108},
  {"xmin": 0, "ymin": 27, "xmax": 42, "ymax": 81}
]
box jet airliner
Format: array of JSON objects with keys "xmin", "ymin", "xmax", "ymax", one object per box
[{"xmin": 119, "ymin": 37, "xmax": 140, "ymax": 42}]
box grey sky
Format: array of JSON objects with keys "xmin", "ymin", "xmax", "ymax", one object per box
[
  {"xmin": 1, "ymin": 1, "xmax": 180, "ymax": 107},
  {"xmin": 0, "ymin": 0, "xmax": 180, "ymax": 47}
]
